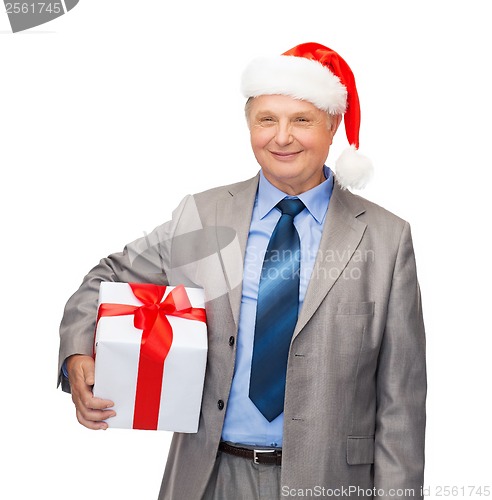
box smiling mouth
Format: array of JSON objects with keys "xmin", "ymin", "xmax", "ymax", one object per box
[{"xmin": 270, "ymin": 151, "xmax": 302, "ymax": 159}]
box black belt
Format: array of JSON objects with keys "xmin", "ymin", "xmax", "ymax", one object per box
[{"xmin": 219, "ymin": 442, "xmax": 282, "ymax": 466}]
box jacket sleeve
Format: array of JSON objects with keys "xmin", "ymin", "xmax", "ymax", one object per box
[
  {"xmin": 374, "ymin": 221, "xmax": 426, "ymax": 499},
  {"xmin": 57, "ymin": 195, "xmax": 193, "ymax": 393}
]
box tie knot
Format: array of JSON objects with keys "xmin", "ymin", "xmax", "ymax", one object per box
[{"xmin": 277, "ymin": 198, "xmax": 305, "ymax": 218}]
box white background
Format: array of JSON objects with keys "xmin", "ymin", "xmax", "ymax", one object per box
[{"xmin": 1, "ymin": 1, "xmax": 491, "ymax": 498}]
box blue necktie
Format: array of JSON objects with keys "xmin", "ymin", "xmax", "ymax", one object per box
[{"xmin": 249, "ymin": 197, "xmax": 305, "ymax": 422}]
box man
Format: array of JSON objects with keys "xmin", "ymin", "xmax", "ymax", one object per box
[{"xmin": 59, "ymin": 42, "xmax": 426, "ymax": 499}]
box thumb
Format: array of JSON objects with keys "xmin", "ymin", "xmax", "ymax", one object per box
[{"xmin": 83, "ymin": 360, "xmax": 95, "ymax": 386}]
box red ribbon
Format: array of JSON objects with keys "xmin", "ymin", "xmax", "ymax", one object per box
[{"xmin": 96, "ymin": 283, "xmax": 206, "ymax": 430}]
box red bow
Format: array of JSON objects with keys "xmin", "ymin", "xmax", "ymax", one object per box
[{"xmin": 96, "ymin": 283, "xmax": 206, "ymax": 430}]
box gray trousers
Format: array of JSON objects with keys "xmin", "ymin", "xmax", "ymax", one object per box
[{"xmin": 202, "ymin": 446, "xmax": 282, "ymax": 500}]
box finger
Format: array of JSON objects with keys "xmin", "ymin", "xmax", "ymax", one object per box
[
  {"xmin": 76, "ymin": 409, "xmax": 112, "ymax": 431},
  {"xmin": 77, "ymin": 405, "xmax": 116, "ymax": 423},
  {"xmin": 72, "ymin": 386, "xmax": 114, "ymax": 410},
  {"xmin": 70, "ymin": 371, "xmax": 115, "ymax": 410},
  {"xmin": 80, "ymin": 394, "xmax": 115, "ymax": 411},
  {"xmin": 71, "ymin": 394, "xmax": 115, "ymax": 432},
  {"xmin": 75, "ymin": 395, "xmax": 116, "ymax": 423}
]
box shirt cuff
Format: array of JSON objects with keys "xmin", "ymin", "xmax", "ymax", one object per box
[{"xmin": 61, "ymin": 360, "xmax": 69, "ymax": 379}]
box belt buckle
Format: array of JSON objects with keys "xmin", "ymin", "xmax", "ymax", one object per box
[{"xmin": 253, "ymin": 448, "xmax": 275, "ymax": 464}]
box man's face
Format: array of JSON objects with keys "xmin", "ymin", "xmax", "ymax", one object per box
[{"xmin": 247, "ymin": 94, "xmax": 341, "ymax": 195}]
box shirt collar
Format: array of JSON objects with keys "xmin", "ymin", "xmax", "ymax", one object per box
[{"xmin": 257, "ymin": 166, "xmax": 334, "ymax": 224}]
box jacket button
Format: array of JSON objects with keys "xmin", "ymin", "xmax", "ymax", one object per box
[
  {"xmin": 217, "ymin": 399, "xmax": 225, "ymax": 410},
  {"xmin": 228, "ymin": 336, "xmax": 235, "ymax": 347}
]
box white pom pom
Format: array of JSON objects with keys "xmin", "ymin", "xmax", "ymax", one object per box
[{"xmin": 334, "ymin": 145, "xmax": 374, "ymax": 190}]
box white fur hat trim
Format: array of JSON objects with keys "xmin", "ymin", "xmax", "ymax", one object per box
[{"xmin": 241, "ymin": 55, "xmax": 347, "ymax": 114}]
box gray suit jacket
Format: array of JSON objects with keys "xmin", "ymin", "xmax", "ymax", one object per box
[{"xmin": 59, "ymin": 174, "xmax": 426, "ymax": 499}]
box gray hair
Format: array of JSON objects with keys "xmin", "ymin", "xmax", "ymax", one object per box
[{"xmin": 244, "ymin": 97, "xmax": 254, "ymax": 125}]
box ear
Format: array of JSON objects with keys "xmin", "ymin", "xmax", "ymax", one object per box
[{"xmin": 330, "ymin": 113, "xmax": 343, "ymax": 135}]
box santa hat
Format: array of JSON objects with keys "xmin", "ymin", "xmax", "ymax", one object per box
[{"xmin": 241, "ymin": 42, "xmax": 374, "ymax": 190}]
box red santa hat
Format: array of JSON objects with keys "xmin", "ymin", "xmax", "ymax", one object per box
[{"xmin": 241, "ymin": 42, "xmax": 374, "ymax": 190}]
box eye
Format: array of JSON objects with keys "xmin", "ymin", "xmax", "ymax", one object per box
[
  {"xmin": 258, "ymin": 116, "xmax": 276, "ymax": 126},
  {"xmin": 295, "ymin": 117, "xmax": 310, "ymax": 123}
]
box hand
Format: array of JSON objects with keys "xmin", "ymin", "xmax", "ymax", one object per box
[{"xmin": 66, "ymin": 354, "xmax": 116, "ymax": 430}]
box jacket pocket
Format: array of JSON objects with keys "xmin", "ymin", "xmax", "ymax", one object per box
[
  {"xmin": 337, "ymin": 301, "xmax": 374, "ymax": 316},
  {"xmin": 347, "ymin": 436, "xmax": 375, "ymax": 465}
]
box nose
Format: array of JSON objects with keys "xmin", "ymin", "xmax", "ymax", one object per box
[{"xmin": 274, "ymin": 121, "xmax": 293, "ymax": 147}]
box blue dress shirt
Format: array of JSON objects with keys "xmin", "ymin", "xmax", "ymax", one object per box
[{"xmin": 221, "ymin": 167, "xmax": 334, "ymax": 447}]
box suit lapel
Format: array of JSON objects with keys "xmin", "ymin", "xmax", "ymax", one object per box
[
  {"xmin": 293, "ymin": 183, "xmax": 367, "ymax": 339},
  {"xmin": 215, "ymin": 174, "xmax": 259, "ymax": 327},
  {"xmin": 213, "ymin": 175, "xmax": 366, "ymax": 334}
]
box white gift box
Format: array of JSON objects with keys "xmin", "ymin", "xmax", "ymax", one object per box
[{"xmin": 93, "ymin": 282, "xmax": 208, "ymax": 432}]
